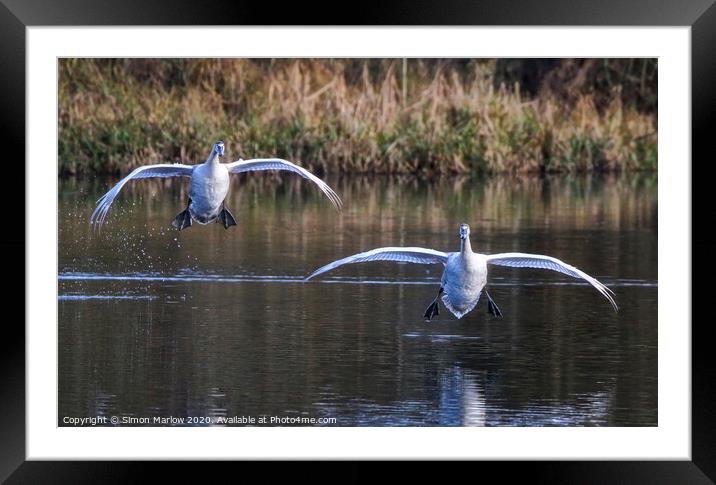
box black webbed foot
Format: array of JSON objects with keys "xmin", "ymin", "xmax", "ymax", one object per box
[
  {"xmin": 171, "ymin": 198, "xmax": 193, "ymax": 231},
  {"xmin": 483, "ymin": 289, "xmax": 503, "ymax": 319},
  {"xmin": 423, "ymin": 287, "xmax": 444, "ymax": 321},
  {"xmin": 217, "ymin": 204, "xmax": 237, "ymax": 229},
  {"xmin": 171, "ymin": 209, "xmax": 193, "ymax": 230},
  {"xmin": 423, "ymin": 301, "xmax": 440, "ymax": 321},
  {"xmin": 487, "ymin": 299, "xmax": 503, "ymax": 318}
]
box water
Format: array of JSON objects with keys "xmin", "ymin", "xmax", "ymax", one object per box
[{"xmin": 58, "ymin": 174, "xmax": 657, "ymax": 426}]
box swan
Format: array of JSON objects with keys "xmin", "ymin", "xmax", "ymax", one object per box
[
  {"xmin": 90, "ymin": 140, "xmax": 342, "ymax": 230},
  {"xmin": 305, "ymin": 223, "xmax": 617, "ymax": 320}
]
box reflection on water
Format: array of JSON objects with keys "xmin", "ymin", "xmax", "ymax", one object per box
[{"xmin": 59, "ymin": 173, "xmax": 657, "ymax": 426}]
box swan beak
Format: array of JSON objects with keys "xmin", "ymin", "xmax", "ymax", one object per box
[{"xmin": 459, "ymin": 224, "xmax": 470, "ymax": 240}]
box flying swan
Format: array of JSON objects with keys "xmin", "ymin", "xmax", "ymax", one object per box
[
  {"xmin": 305, "ymin": 223, "xmax": 617, "ymax": 320},
  {"xmin": 90, "ymin": 140, "xmax": 342, "ymax": 230}
]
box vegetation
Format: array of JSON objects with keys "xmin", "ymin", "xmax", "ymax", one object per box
[{"xmin": 59, "ymin": 58, "xmax": 657, "ymax": 176}]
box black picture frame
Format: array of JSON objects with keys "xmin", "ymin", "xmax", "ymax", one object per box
[{"xmin": 4, "ymin": 0, "xmax": 713, "ymax": 481}]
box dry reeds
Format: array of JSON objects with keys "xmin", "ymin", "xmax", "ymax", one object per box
[{"xmin": 59, "ymin": 59, "xmax": 657, "ymax": 176}]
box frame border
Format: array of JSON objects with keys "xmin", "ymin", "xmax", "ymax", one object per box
[{"xmin": 5, "ymin": 0, "xmax": 714, "ymax": 481}]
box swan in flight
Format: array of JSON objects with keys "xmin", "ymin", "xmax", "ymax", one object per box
[
  {"xmin": 90, "ymin": 140, "xmax": 342, "ymax": 230},
  {"xmin": 305, "ymin": 223, "xmax": 617, "ymax": 320}
]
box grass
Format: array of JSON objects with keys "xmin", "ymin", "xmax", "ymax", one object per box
[{"xmin": 59, "ymin": 59, "xmax": 657, "ymax": 176}]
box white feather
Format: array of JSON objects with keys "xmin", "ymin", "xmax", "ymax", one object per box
[
  {"xmin": 486, "ymin": 252, "xmax": 618, "ymax": 311},
  {"xmin": 90, "ymin": 164, "xmax": 194, "ymax": 227},
  {"xmin": 305, "ymin": 247, "xmax": 449, "ymax": 280},
  {"xmin": 226, "ymin": 158, "xmax": 342, "ymax": 210}
]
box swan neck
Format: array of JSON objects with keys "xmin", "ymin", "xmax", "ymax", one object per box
[
  {"xmin": 461, "ymin": 237, "xmax": 472, "ymax": 254},
  {"xmin": 207, "ymin": 147, "xmax": 220, "ymax": 165}
]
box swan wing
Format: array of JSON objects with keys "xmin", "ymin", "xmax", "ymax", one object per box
[
  {"xmin": 90, "ymin": 163, "xmax": 194, "ymax": 226},
  {"xmin": 226, "ymin": 158, "xmax": 341, "ymax": 210},
  {"xmin": 305, "ymin": 247, "xmax": 449, "ymax": 280},
  {"xmin": 486, "ymin": 252, "xmax": 618, "ymax": 311}
]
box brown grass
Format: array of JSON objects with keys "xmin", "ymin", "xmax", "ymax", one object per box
[{"xmin": 59, "ymin": 59, "xmax": 657, "ymax": 176}]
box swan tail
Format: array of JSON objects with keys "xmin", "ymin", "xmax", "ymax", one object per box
[{"xmin": 441, "ymin": 293, "xmax": 480, "ymax": 319}]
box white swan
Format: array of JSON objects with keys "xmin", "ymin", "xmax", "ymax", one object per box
[
  {"xmin": 305, "ymin": 223, "xmax": 617, "ymax": 320},
  {"xmin": 90, "ymin": 140, "xmax": 342, "ymax": 230}
]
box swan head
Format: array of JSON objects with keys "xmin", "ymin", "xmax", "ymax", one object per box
[
  {"xmin": 459, "ymin": 223, "xmax": 470, "ymax": 240},
  {"xmin": 214, "ymin": 140, "xmax": 225, "ymax": 158}
]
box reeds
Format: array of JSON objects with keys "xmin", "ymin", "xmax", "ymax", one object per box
[{"xmin": 59, "ymin": 59, "xmax": 657, "ymax": 176}]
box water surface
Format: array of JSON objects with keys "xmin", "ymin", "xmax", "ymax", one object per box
[{"xmin": 58, "ymin": 174, "xmax": 657, "ymax": 426}]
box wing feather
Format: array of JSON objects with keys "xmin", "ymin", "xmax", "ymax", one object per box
[
  {"xmin": 305, "ymin": 247, "xmax": 449, "ymax": 280},
  {"xmin": 226, "ymin": 158, "xmax": 342, "ymax": 210},
  {"xmin": 90, "ymin": 164, "xmax": 194, "ymax": 226},
  {"xmin": 486, "ymin": 252, "xmax": 618, "ymax": 311}
]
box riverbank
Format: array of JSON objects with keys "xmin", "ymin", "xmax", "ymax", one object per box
[{"xmin": 59, "ymin": 59, "xmax": 657, "ymax": 176}]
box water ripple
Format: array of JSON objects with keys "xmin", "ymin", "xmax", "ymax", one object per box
[
  {"xmin": 58, "ymin": 271, "xmax": 657, "ymax": 288},
  {"xmin": 59, "ymin": 294, "xmax": 158, "ymax": 301}
]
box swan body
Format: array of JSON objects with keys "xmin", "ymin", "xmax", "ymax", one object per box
[
  {"xmin": 441, "ymin": 251, "xmax": 487, "ymax": 318},
  {"xmin": 188, "ymin": 158, "xmax": 230, "ymax": 223}
]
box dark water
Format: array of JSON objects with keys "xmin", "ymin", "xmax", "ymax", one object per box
[{"xmin": 58, "ymin": 174, "xmax": 657, "ymax": 426}]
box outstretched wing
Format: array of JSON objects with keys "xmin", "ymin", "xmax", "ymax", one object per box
[
  {"xmin": 305, "ymin": 247, "xmax": 449, "ymax": 280},
  {"xmin": 226, "ymin": 158, "xmax": 342, "ymax": 210},
  {"xmin": 90, "ymin": 164, "xmax": 194, "ymax": 226},
  {"xmin": 486, "ymin": 252, "xmax": 618, "ymax": 311}
]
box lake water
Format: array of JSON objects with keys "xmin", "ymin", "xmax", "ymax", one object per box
[{"xmin": 58, "ymin": 173, "xmax": 657, "ymax": 426}]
